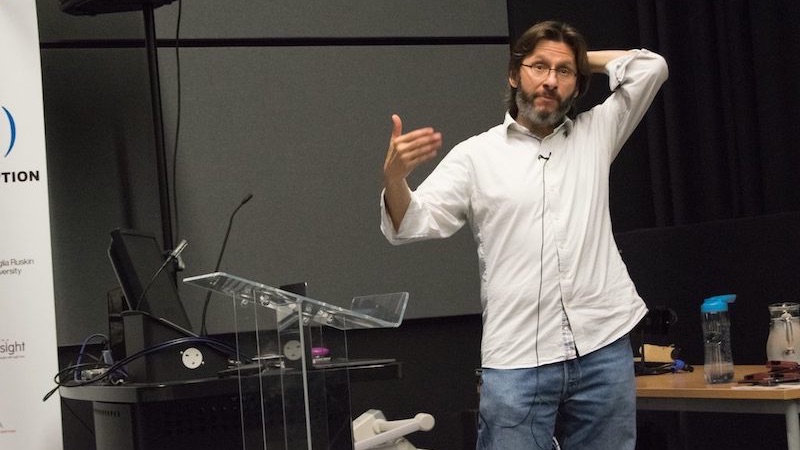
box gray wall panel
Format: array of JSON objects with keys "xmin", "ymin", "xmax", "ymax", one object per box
[
  {"xmin": 41, "ymin": 48, "xmax": 162, "ymax": 344},
  {"xmin": 156, "ymin": 45, "xmax": 508, "ymax": 333},
  {"xmin": 154, "ymin": 0, "xmax": 507, "ymax": 39},
  {"xmin": 38, "ymin": 0, "xmax": 507, "ymax": 41},
  {"xmin": 38, "ymin": 0, "xmax": 510, "ymax": 345},
  {"xmin": 43, "ymin": 43, "xmax": 510, "ymax": 344}
]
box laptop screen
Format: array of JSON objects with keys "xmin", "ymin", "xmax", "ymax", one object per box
[{"xmin": 108, "ymin": 228, "xmax": 193, "ymax": 331}]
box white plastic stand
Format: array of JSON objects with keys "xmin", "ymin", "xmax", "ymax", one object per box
[{"xmin": 352, "ymin": 410, "xmax": 435, "ymax": 450}]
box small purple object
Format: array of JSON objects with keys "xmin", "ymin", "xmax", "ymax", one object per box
[{"xmin": 311, "ymin": 347, "xmax": 330, "ymax": 358}]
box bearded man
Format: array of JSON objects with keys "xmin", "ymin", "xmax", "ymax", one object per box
[{"xmin": 380, "ymin": 20, "xmax": 668, "ymax": 450}]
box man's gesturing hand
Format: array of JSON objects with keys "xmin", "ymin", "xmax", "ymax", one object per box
[{"xmin": 383, "ymin": 114, "xmax": 442, "ymax": 187}]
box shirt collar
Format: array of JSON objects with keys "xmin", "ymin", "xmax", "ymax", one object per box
[{"xmin": 503, "ymin": 112, "xmax": 574, "ymax": 139}]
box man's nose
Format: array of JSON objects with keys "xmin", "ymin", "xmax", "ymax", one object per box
[{"xmin": 542, "ymin": 69, "xmax": 560, "ymax": 85}]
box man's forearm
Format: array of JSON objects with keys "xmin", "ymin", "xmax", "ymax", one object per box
[
  {"xmin": 587, "ymin": 50, "xmax": 634, "ymax": 73},
  {"xmin": 383, "ymin": 180, "xmax": 412, "ymax": 231}
]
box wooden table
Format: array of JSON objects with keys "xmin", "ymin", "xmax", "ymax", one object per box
[{"xmin": 636, "ymin": 365, "xmax": 800, "ymax": 450}]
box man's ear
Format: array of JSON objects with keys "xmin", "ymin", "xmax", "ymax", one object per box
[
  {"xmin": 572, "ymin": 84, "xmax": 581, "ymax": 100},
  {"xmin": 508, "ymin": 74, "xmax": 518, "ymax": 89}
]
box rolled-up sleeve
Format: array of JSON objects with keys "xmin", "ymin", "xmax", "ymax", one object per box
[
  {"xmin": 380, "ymin": 144, "xmax": 473, "ymax": 245},
  {"xmin": 379, "ymin": 191, "xmax": 431, "ymax": 245},
  {"xmin": 601, "ymin": 49, "xmax": 669, "ymax": 159}
]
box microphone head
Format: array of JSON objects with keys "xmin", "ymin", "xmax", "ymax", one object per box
[
  {"xmin": 241, "ymin": 193, "xmax": 253, "ymax": 205},
  {"xmin": 171, "ymin": 239, "xmax": 189, "ymax": 258}
]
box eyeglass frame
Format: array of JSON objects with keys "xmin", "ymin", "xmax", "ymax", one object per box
[{"xmin": 520, "ymin": 63, "xmax": 577, "ymax": 81}]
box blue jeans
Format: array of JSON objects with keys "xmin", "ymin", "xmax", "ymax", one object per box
[{"xmin": 477, "ymin": 335, "xmax": 636, "ymax": 450}]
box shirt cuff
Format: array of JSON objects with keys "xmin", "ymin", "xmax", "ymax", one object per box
[
  {"xmin": 379, "ymin": 189, "xmax": 398, "ymax": 238},
  {"xmin": 379, "ymin": 189, "xmax": 425, "ymax": 244},
  {"xmin": 606, "ymin": 49, "xmax": 646, "ymax": 91}
]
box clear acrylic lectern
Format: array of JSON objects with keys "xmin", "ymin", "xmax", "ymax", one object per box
[{"xmin": 183, "ymin": 272, "xmax": 408, "ymax": 450}]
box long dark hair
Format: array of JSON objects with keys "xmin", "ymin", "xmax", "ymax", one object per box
[{"xmin": 506, "ymin": 21, "xmax": 590, "ymax": 119}]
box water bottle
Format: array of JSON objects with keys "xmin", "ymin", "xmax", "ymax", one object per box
[{"xmin": 701, "ymin": 294, "xmax": 736, "ymax": 383}]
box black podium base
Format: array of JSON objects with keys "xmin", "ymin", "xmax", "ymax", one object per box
[{"xmin": 121, "ymin": 313, "xmax": 232, "ymax": 383}]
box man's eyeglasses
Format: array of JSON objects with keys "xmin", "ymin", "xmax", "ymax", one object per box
[{"xmin": 521, "ymin": 63, "xmax": 577, "ymax": 81}]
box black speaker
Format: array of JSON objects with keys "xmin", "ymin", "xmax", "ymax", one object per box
[{"xmin": 60, "ymin": 0, "xmax": 176, "ymax": 16}]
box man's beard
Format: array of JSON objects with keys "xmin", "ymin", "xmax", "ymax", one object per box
[{"xmin": 516, "ymin": 88, "xmax": 574, "ymax": 129}]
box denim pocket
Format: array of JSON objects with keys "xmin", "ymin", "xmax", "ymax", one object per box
[{"xmin": 478, "ymin": 369, "xmax": 534, "ymax": 428}]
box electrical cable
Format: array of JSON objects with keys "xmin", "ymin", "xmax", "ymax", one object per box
[
  {"xmin": 533, "ymin": 151, "xmax": 552, "ymax": 450},
  {"xmin": 43, "ymin": 362, "xmax": 111, "ymax": 402},
  {"xmin": 118, "ymin": 309, "xmax": 252, "ymax": 363},
  {"xmin": 44, "ymin": 312, "xmax": 249, "ymax": 403},
  {"xmin": 134, "ymin": 239, "xmax": 188, "ymax": 310},
  {"xmin": 43, "ymin": 334, "xmax": 250, "ymax": 402},
  {"xmin": 120, "ymin": 308, "xmax": 194, "ymax": 336},
  {"xmin": 134, "ymin": 254, "xmax": 173, "ymax": 311},
  {"xmin": 172, "ymin": 0, "xmax": 183, "ymax": 242},
  {"xmin": 74, "ymin": 333, "xmax": 109, "ymax": 381}
]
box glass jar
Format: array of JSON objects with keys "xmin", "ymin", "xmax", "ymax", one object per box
[{"xmin": 766, "ymin": 302, "xmax": 800, "ymax": 363}]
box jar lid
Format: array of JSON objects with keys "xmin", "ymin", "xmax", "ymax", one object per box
[
  {"xmin": 701, "ymin": 294, "xmax": 736, "ymax": 313},
  {"xmin": 769, "ymin": 302, "xmax": 799, "ymax": 310},
  {"xmin": 769, "ymin": 302, "xmax": 800, "ymax": 318}
]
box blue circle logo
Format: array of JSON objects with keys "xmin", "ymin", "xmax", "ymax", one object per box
[{"xmin": 2, "ymin": 106, "xmax": 17, "ymax": 158}]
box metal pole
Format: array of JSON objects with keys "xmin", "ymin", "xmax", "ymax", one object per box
[{"xmin": 142, "ymin": 3, "xmax": 174, "ymax": 254}]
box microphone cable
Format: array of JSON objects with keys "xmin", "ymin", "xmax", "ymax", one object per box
[
  {"xmin": 533, "ymin": 151, "xmax": 552, "ymax": 450},
  {"xmin": 199, "ymin": 193, "xmax": 253, "ymax": 336},
  {"xmin": 171, "ymin": 0, "xmax": 184, "ymax": 242},
  {"xmin": 43, "ymin": 333, "xmax": 250, "ymax": 402},
  {"xmin": 134, "ymin": 239, "xmax": 188, "ymax": 311}
]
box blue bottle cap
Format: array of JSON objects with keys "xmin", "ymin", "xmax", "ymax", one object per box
[{"xmin": 701, "ymin": 294, "xmax": 737, "ymax": 313}]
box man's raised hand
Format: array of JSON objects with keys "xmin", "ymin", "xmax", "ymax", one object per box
[{"xmin": 383, "ymin": 114, "xmax": 442, "ymax": 186}]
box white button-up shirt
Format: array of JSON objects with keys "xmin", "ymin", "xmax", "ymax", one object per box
[{"xmin": 381, "ymin": 50, "xmax": 668, "ymax": 369}]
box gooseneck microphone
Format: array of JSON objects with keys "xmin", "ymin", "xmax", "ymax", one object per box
[
  {"xmin": 134, "ymin": 238, "xmax": 189, "ymax": 310},
  {"xmin": 199, "ymin": 193, "xmax": 253, "ymax": 336}
]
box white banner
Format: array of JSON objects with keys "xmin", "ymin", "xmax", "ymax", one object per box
[{"xmin": 0, "ymin": 0, "xmax": 63, "ymax": 449}]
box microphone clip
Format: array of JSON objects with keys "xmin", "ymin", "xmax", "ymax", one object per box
[
  {"xmin": 163, "ymin": 239, "xmax": 189, "ymax": 272},
  {"xmin": 172, "ymin": 254, "xmax": 186, "ymax": 272},
  {"xmin": 159, "ymin": 252, "xmax": 186, "ymax": 271}
]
